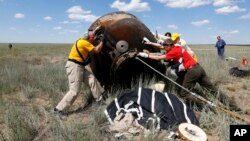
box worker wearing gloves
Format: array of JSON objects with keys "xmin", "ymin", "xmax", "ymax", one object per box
[{"xmin": 137, "ymin": 38, "xmax": 241, "ymax": 111}]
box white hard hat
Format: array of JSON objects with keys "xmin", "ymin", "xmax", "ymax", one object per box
[
  {"xmin": 179, "ymin": 38, "xmax": 187, "ymax": 47},
  {"xmin": 83, "ymin": 31, "xmax": 88, "ymax": 38}
]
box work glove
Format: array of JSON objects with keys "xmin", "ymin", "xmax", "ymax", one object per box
[
  {"xmin": 178, "ymin": 63, "xmax": 185, "ymax": 72},
  {"xmin": 157, "ymin": 39, "xmax": 164, "ymax": 45},
  {"xmin": 142, "ymin": 37, "xmax": 151, "ymax": 44},
  {"xmin": 137, "ymin": 52, "xmax": 149, "ymax": 58}
]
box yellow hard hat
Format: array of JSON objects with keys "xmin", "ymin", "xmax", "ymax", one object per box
[{"xmin": 171, "ymin": 33, "xmax": 180, "ymax": 41}]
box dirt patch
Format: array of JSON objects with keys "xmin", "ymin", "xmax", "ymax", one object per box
[
  {"xmin": 33, "ymin": 95, "xmax": 51, "ymax": 109},
  {"xmin": 207, "ymin": 133, "xmax": 221, "ymax": 141},
  {"xmin": 220, "ymin": 77, "xmax": 250, "ymax": 111},
  {"xmin": 45, "ymin": 56, "xmax": 65, "ymax": 64}
]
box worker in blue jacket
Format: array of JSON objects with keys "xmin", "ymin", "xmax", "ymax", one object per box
[{"xmin": 215, "ymin": 36, "xmax": 226, "ymax": 59}]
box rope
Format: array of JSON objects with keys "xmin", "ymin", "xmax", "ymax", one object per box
[
  {"xmin": 136, "ymin": 57, "xmax": 215, "ymax": 107},
  {"xmin": 136, "ymin": 57, "xmax": 250, "ymax": 123}
]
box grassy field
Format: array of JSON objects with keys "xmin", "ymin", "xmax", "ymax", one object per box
[{"xmin": 0, "ymin": 43, "xmax": 249, "ymax": 141}]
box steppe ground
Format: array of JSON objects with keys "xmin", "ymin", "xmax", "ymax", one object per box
[{"xmin": 0, "ymin": 43, "xmax": 249, "ymax": 141}]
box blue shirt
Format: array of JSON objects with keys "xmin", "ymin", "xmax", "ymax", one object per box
[{"xmin": 215, "ymin": 39, "xmax": 226, "ymax": 48}]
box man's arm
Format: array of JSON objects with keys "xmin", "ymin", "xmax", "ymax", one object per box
[
  {"xmin": 137, "ymin": 52, "xmax": 167, "ymax": 61},
  {"xmin": 92, "ymin": 41, "xmax": 103, "ymax": 53},
  {"xmin": 145, "ymin": 42, "xmax": 164, "ymax": 50},
  {"xmin": 148, "ymin": 54, "xmax": 166, "ymax": 61},
  {"xmin": 90, "ymin": 26, "xmax": 104, "ymax": 54}
]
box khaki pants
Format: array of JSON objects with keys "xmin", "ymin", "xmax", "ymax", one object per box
[{"xmin": 56, "ymin": 61, "xmax": 104, "ymax": 111}]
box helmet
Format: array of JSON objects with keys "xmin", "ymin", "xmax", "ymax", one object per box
[
  {"xmin": 162, "ymin": 39, "xmax": 174, "ymax": 46},
  {"xmin": 171, "ymin": 33, "xmax": 180, "ymax": 41},
  {"xmin": 179, "ymin": 38, "xmax": 187, "ymax": 47},
  {"xmin": 83, "ymin": 31, "xmax": 88, "ymax": 39}
]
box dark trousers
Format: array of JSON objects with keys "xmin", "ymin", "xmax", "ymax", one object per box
[
  {"xmin": 217, "ymin": 47, "xmax": 224, "ymax": 59},
  {"xmin": 177, "ymin": 64, "xmax": 240, "ymax": 110},
  {"xmin": 179, "ymin": 64, "xmax": 217, "ymax": 98}
]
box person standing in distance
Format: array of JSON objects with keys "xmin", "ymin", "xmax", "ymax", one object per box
[
  {"xmin": 215, "ymin": 36, "xmax": 226, "ymax": 59},
  {"xmin": 54, "ymin": 26, "xmax": 104, "ymax": 115}
]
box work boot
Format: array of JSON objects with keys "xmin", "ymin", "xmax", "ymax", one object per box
[
  {"xmin": 102, "ymin": 90, "xmax": 109, "ymax": 101},
  {"xmin": 52, "ymin": 108, "xmax": 67, "ymax": 119},
  {"xmin": 95, "ymin": 96, "xmax": 107, "ymax": 105}
]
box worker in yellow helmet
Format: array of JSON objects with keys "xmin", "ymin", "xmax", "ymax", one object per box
[{"xmin": 171, "ymin": 33, "xmax": 198, "ymax": 62}]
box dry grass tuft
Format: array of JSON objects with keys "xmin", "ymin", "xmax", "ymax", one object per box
[{"xmin": 226, "ymin": 86, "xmax": 236, "ymax": 92}]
